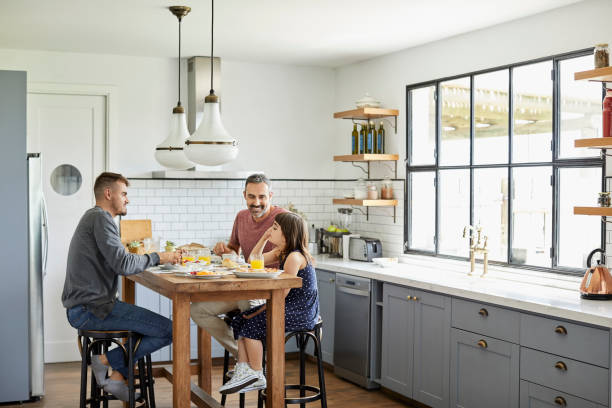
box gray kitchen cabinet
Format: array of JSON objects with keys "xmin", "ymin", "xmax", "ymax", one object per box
[
  {"xmin": 381, "ymin": 283, "xmax": 414, "ymax": 397},
  {"xmin": 450, "ymin": 328, "xmax": 519, "ymax": 408},
  {"xmin": 315, "ymin": 269, "xmax": 335, "ymax": 364},
  {"xmin": 381, "ymin": 283, "xmax": 451, "ymax": 407},
  {"xmin": 520, "ymin": 380, "xmax": 606, "ymax": 408},
  {"xmin": 413, "ymin": 289, "xmax": 451, "ymax": 408}
]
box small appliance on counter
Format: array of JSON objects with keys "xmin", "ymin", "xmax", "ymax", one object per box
[
  {"xmin": 580, "ymin": 248, "xmax": 612, "ymax": 300},
  {"xmin": 349, "ymin": 237, "xmax": 382, "ymax": 262}
]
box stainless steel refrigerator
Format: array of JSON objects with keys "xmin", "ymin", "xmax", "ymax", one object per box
[{"xmin": 0, "ymin": 70, "xmax": 46, "ymax": 403}]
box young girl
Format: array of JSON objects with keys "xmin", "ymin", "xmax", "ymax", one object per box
[{"xmin": 219, "ymin": 212, "xmax": 319, "ymax": 394}]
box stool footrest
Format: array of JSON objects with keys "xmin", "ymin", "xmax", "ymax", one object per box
[{"xmin": 262, "ymin": 384, "xmax": 321, "ymax": 404}]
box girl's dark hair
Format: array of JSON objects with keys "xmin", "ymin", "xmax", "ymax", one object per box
[{"xmin": 275, "ymin": 212, "xmax": 313, "ymax": 266}]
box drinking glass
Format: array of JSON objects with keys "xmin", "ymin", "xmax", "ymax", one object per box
[
  {"xmin": 198, "ymin": 248, "xmax": 212, "ymax": 264},
  {"xmin": 251, "ymin": 254, "xmax": 264, "ymax": 270}
]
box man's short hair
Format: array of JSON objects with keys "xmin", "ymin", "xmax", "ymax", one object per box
[
  {"xmin": 94, "ymin": 172, "xmax": 129, "ymax": 199},
  {"xmin": 245, "ymin": 173, "xmax": 271, "ymax": 191}
]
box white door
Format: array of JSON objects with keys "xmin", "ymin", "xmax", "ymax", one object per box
[{"xmin": 28, "ymin": 93, "xmax": 106, "ymax": 363}]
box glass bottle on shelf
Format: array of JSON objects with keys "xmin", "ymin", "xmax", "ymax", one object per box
[
  {"xmin": 366, "ymin": 181, "xmax": 379, "ymax": 200},
  {"xmin": 377, "ymin": 122, "xmax": 385, "ymax": 154},
  {"xmin": 604, "ymin": 89, "xmax": 612, "ymax": 138},
  {"xmin": 359, "ymin": 124, "xmax": 366, "ymax": 154},
  {"xmin": 354, "ymin": 178, "xmax": 367, "ymax": 199},
  {"xmin": 373, "ymin": 122, "xmax": 379, "ymax": 154},
  {"xmin": 595, "ymin": 44, "xmax": 610, "ymax": 68},
  {"xmin": 366, "ymin": 121, "xmax": 375, "ymax": 154},
  {"xmin": 351, "ymin": 123, "xmax": 359, "ymax": 154},
  {"xmin": 381, "ymin": 177, "xmax": 394, "ymax": 199}
]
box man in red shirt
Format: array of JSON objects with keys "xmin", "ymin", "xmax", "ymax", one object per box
[{"xmin": 190, "ymin": 174, "xmax": 286, "ymax": 357}]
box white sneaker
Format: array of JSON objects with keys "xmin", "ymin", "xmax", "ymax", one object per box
[
  {"xmin": 240, "ymin": 370, "xmax": 266, "ymax": 393},
  {"xmin": 225, "ymin": 361, "xmax": 247, "ymax": 380},
  {"xmin": 219, "ymin": 365, "xmax": 259, "ymax": 394}
]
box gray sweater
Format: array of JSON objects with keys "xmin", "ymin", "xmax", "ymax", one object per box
[{"xmin": 62, "ymin": 206, "xmax": 160, "ymax": 319}]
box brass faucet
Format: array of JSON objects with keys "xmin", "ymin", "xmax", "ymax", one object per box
[{"xmin": 462, "ymin": 225, "xmax": 489, "ymax": 277}]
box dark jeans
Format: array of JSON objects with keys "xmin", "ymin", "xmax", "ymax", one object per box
[{"xmin": 67, "ymin": 300, "xmax": 172, "ymax": 378}]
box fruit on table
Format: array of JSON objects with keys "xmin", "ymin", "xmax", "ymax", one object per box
[
  {"xmin": 338, "ymin": 228, "xmax": 349, "ymax": 233},
  {"xmin": 326, "ymin": 225, "xmax": 338, "ymax": 232}
]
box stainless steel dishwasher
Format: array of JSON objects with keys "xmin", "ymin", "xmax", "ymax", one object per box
[{"xmin": 333, "ymin": 273, "xmax": 378, "ymax": 389}]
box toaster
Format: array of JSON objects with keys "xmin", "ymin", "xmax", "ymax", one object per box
[{"xmin": 349, "ymin": 237, "xmax": 382, "ymax": 262}]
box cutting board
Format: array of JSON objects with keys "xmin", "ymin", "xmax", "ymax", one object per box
[{"xmin": 119, "ymin": 219, "xmax": 152, "ymax": 245}]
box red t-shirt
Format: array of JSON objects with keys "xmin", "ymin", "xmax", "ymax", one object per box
[{"xmin": 228, "ymin": 206, "xmax": 288, "ymax": 266}]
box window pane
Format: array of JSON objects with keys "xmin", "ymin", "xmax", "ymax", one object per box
[
  {"xmin": 511, "ymin": 167, "xmax": 552, "ymax": 267},
  {"xmin": 559, "ymin": 55, "xmax": 602, "ymax": 159},
  {"xmin": 440, "ymin": 77, "xmax": 470, "ymax": 166},
  {"xmin": 513, "ymin": 62, "xmax": 553, "ymax": 163},
  {"xmin": 439, "ymin": 169, "xmax": 470, "ymax": 257},
  {"xmin": 474, "ymin": 70, "xmax": 509, "ymax": 164},
  {"xmin": 474, "ymin": 168, "xmax": 508, "ymax": 261},
  {"xmin": 558, "ymin": 167, "xmax": 601, "ymax": 268},
  {"xmin": 410, "ymin": 86, "xmax": 436, "ymax": 165},
  {"xmin": 410, "ymin": 172, "xmax": 435, "ymax": 251}
]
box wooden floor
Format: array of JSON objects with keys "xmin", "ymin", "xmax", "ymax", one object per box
[{"xmin": 1, "ymin": 360, "xmax": 413, "ymax": 408}]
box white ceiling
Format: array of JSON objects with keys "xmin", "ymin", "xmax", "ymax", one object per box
[{"xmin": 0, "ymin": 0, "xmax": 582, "ymax": 68}]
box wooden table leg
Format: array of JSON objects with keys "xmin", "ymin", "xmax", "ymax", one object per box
[
  {"xmin": 266, "ymin": 289, "xmax": 285, "ymax": 408},
  {"xmin": 121, "ymin": 276, "xmax": 135, "ymax": 304},
  {"xmin": 172, "ymin": 294, "xmax": 191, "ymax": 408},
  {"xmin": 197, "ymin": 327, "xmax": 212, "ymax": 393}
]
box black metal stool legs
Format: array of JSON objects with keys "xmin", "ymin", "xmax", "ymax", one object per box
[
  {"xmin": 79, "ymin": 336, "xmax": 90, "ymax": 408},
  {"xmin": 314, "ymin": 328, "xmax": 327, "ymax": 408}
]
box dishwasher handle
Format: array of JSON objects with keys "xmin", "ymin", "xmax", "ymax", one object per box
[{"xmin": 337, "ymin": 286, "xmax": 370, "ymax": 297}]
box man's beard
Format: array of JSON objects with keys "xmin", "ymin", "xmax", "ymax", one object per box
[{"xmin": 250, "ymin": 203, "xmax": 269, "ymax": 218}]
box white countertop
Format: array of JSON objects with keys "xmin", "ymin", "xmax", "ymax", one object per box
[{"xmin": 313, "ymin": 254, "xmax": 612, "ymax": 329}]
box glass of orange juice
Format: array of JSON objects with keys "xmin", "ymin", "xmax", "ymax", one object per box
[
  {"xmin": 250, "ymin": 254, "xmax": 264, "ymax": 270},
  {"xmin": 197, "ymin": 248, "xmax": 211, "ymax": 265},
  {"xmin": 182, "ymin": 249, "xmax": 196, "ymax": 265}
]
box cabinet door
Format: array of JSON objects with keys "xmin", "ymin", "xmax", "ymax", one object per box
[
  {"xmin": 450, "ymin": 328, "xmax": 519, "ymax": 408},
  {"xmin": 381, "ymin": 283, "xmax": 414, "ymax": 397},
  {"xmin": 316, "ymin": 269, "xmax": 335, "ymax": 364},
  {"xmin": 413, "ymin": 290, "xmax": 451, "ymax": 408}
]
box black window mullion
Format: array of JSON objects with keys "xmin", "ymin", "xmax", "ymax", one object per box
[
  {"xmin": 469, "ymin": 75, "xmax": 475, "ymax": 241},
  {"xmin": 508, "ymin": 67, "xmax": 514, "ymax": 264},
  {"xmin": 435, "ymin": 83, "xmax": 441, "ymax": 254},
  {"xmin": 404, "ymin": 86, "xmax": 411, "ymax": 252}
]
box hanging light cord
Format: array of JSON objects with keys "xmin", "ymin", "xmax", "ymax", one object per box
[
  {"xmin": 210, "ymin": 0, "xmax": 214, "ymax": 93},
  {"xmin": 178, "ymin": 16, "xmax": 182, "ymax": 105}
]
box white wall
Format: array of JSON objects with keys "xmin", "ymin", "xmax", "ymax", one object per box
[
  {"xmin": 0, "ymin": 49, "xmax": 335, "ymax": 179},
  {"xmin": 333, "ymin": 0, "xmax": 612, "ymax": 180}
]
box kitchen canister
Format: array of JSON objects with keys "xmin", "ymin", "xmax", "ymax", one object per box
[{"xmin": 354, "ymin": 179, "xmax": 367, "ymax": 199}]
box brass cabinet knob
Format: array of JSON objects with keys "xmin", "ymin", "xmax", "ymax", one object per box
[
  {"xmin": 478, "ymin": 308, "xmax": 488, "ymax": 317},
  {"xmin": 554, "ymin": 361, "xmax": 568, "ymax": 371},
  {"xmin": 413, "ymin": 296, "xmax": 419, "ymax": 301},
  {"xmin": 329, "ymin": 279, "xmax": 335, "ymax": 283},
  {"xmin": 554, "ymin": 396, "xmax": 567, "ymax": 406},
  {"xmin": 554, "ymin": 325, "xmax": 567, "ymax": 335},
  {"xmin": 477, "ymin": 340, "xmax": 488, "ymax": 349},
  {"xmin": 406, "ymin": 296, "xmax": 413, "ymax": 300}
]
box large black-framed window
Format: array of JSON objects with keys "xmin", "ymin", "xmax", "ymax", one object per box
[{"xmin": 405, "ymin": 49, "xmax": 605, "ymax": 275}]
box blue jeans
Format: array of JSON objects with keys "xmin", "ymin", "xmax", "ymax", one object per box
[{"xmin": 67, "ymin": 301, "xmax": 172, "ymax": 378}]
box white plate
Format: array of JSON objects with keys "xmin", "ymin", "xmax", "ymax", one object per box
[
  {"xmin": 174, "ymin": 272, "xmax": 225, "ymax": 279},
  {"xmin": 234, "ymin": 270, "xmax": 283, "ymax": 279}
]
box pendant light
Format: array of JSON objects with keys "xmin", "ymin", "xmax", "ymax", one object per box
[
  {"xmin": 184, "ymin": 0, "xmax": 238, "ymax": 166},
  {"xmin": 154, "ymin": 6, "xmax": 194, "ymax": 170}
]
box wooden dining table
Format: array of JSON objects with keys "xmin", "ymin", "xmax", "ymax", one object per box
[{"xmin": 122, "ymin": 271, "xmax": 302, "ymax": 408}]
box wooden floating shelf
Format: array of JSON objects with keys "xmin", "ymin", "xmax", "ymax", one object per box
[
  {"xmin": 574, "ymin": 66, "xmax": 612, "ymax": 82},
  {"xmin": 333, "ymin": 198, "xmax": 398, "ymax": 206},
  {"xmin": 333, "ymin": 154, "xmax": 399, "ymax": 162},
  {"xmin": 574, "ymin": 206, "xmax": 612, "ymax": 216},
  {"xmin": 333, "ymin": 107, "xmax": 399, "ymax": 120},
  {"xmin": 574, "ymin": 137, "xmax": 612, "ymax": 149}
]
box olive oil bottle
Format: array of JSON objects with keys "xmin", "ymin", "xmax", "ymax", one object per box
[
  {"xmin": 351, "ymin": 124, "xmax": 358, "ymax": 154},
  {"xmin": 359, "ymin": 124, "xmax": 366, "ymax": 154},
  {"xmin": 377, "ymin": 122, "xmax": 385, "ymax": 154},
  {"xmin": 366, "ymin": 121, "xmax": 375, "ymax": 154}
]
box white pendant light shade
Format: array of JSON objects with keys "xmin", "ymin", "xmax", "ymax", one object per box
[
  {"xmin": 184, "ymin": 93, "xmax": 238, "ymax": 166},
  {"xmin": 155, "ymin": 108, "xmax": 193, "ymax": 170}
]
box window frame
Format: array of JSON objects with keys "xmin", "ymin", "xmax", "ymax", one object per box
[{"xmin": 405, "ymin": 48, "xmax": 605, "ymax": 275}]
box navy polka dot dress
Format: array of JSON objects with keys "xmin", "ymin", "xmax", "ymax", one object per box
[{"xmin": 231, "ymin": 251, "xmax": 319, "ymax": 341}]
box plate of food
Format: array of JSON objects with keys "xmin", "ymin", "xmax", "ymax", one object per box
[
  {"xmin": 177, "ymin": 270, "xmax": 226, "ymax": 279},
  {"xmin": 234, "ymin": 267, "xmax": 283, "ymax": 279}
]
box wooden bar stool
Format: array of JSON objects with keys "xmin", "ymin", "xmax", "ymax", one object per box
[{"xmin": 77, "ymin": 329, "xmax": 155, "ymax": 408}]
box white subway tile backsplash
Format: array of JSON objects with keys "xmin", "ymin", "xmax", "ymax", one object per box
[{"xmin": 126, "ymin": 178, "xmax": 404, "ymax": 255}]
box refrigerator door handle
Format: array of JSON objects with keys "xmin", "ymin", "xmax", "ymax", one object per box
[{"xmin": 42, "ymin": 194, "xmax": 48, "ymax": 277}]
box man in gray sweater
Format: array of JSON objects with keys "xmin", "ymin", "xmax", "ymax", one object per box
[{"xmin": 62, "ymin": 172, "xmax": 181, "ymax": 401}]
